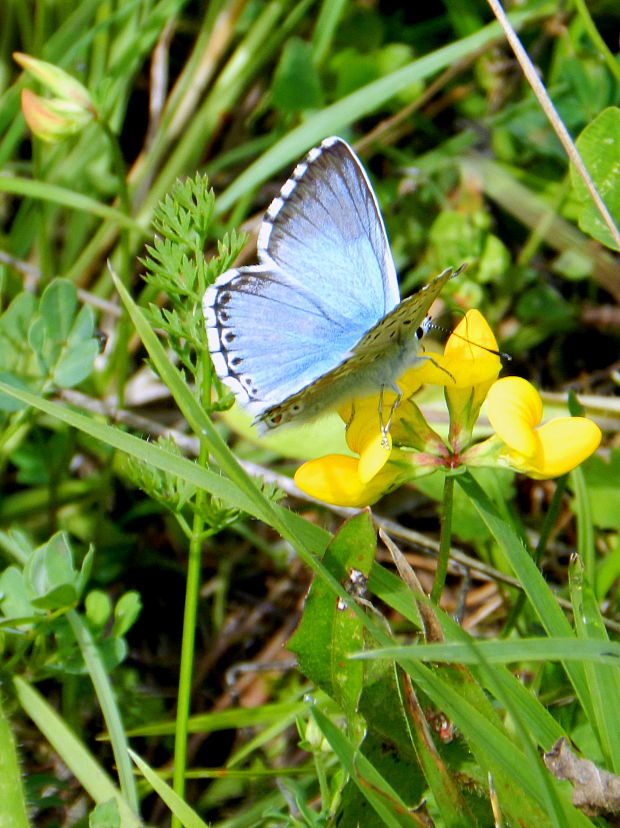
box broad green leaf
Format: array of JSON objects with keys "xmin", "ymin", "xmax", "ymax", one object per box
[
  {"xmin": 112, "ymin": 591, "xmax": 142, "ymax": 638},
  {"xmin": 0, "ymin": 567, "xmax": 36, "ymax": 622},
  {"xmin": 288, "ymin": 511, "xmax": 375, "ymax": 718},
  {"xmin": 571, "ymin": 107, "xmax": 620, "ymax": 250},
  {"xmin": 89, "ymin": 798, "xmax": 121, "ymax": 828},
  {"xmin": 53, "ymin": 339, "xmax": 99, "ymax": 386},
  {"xmin": 23, "ymin": 532, "xmax": 80, "ymax": 611},
  {"xmin": 40, "ymin": 280, "xmax": 78, "ymax": 342},
  {"xmin": 272, "ymin": 37, "xmax": 323, "ymax": 111}
]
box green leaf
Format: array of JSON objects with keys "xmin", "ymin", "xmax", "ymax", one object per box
[
  {"xmin": 0, "ymin": 373, "xmax": 31, "ymax": 412},
  {"xmin": 85, "ymin": 590, "xmax": 113, "ymax": 630},
  {"xmin": 272, "ymin": 37, "xmax": 323, "ymax": 112},
  {"xmin": 0, "ymin": 692, "xmax": 30, "ymax": 828},
  {"xmin": 40, "ymin": 279, "xmax": 79, "ymax": 342},
  {"xmin": 455, "ymin": 473, "xmax": 595, "ymax": 725},
  {"xmin": 215, "ymin": 5, "xmax": 551, "ymax": 215},
  {"xmin": 23, "ymin": 532, "xmax": 80, "ymax": 611},
  {"xmin": 53, "ymin": 339, "xmax": 99, "ymax": 386},
  {"xmin": 288, "ymin": 512, "xmax": 375, "ymax": 717},
  {"xmin": 129, "ymin": 748, "xmax": 209, "ymax": 828},
  {"xmin": 112, "ymin": 591, "xmax": 142, "ymax": 638},
  {"xmin": 571, "ymin": 107, "xmax": 620, "ymax": 250},
  {"xmin": 89, "ymin": 798, "xmax": 121, "ymax": 828},
  {"xmin": 0, "ymin": 566, "xmax": 37, "ymax": 622},
  {"xmin": 578, "ymin": 449, "xmax": 620, "ymax": 529},
  {"xmin": 569, "ymin": 555, "xmax": 620, "ymax": 774},
  {"xmin": 310, "ymin": 706, "xmax": 412, "ymax": 828},
  {"xmin": 0, "ymin": 176, "xmax": 145, "ymax": 233}
]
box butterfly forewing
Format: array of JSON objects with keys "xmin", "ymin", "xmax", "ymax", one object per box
[
  {"xmin": 352, "ymin": 267, "xmax": 454, "ymax": 357},
  {"xmin": 258, "ymin": 137, "xmax": 400, "ymax": 320}
]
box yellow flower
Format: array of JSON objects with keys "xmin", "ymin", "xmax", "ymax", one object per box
[
  {"xmin": 294, "ymin": 451, "xmax": 409, "ymax": 508},
  {"xmin": 485, "ymin": 377, "xmax": 601, "ymax": 478},
  {"xmin": 294, "ymin": 310, "xmax": 501, "ymax": 506},
  {"xmin": 413, "ymin": 309, "xmax": 502, "ymax": 394},
  {"xmin": 426, "ymin": 309, "xmax": 501, "ymax": 445}
]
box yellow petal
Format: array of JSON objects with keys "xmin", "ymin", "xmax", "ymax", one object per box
[
  {"xmin": 358, "ymin": 431, "xmax": 392, "ymax": 483},
  {"xmin": 443, "ymin": 309, "xmax": 501, "ymax": 387},
  {"xmin": 338, "ymin": 383, "xmax": 411, "ymax": 431},
  {"xmin": 341, "ymin": 397, "xmax": 384, "ymax": 452},
  {"xmin": 446, "ymin": 309, "xmax": 498, "ymax": 356},
  {"xmin": 294, "ymin": 454, "xmax": 400, "ymax": 507},
  {"xmin": 403, "ymin": 354, "xmax": 456, "ymax": 387},
  {"xmin": 520, "ymin": 417, "xmax": 602, "ymax": 479},
  {"xmin": 486, "ymin": 377, "xmax": 543, "ymax": 459}
]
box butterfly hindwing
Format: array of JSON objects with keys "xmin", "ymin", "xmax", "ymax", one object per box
[{"xmin": 257, "ymin": 267, "xmax": 457, "ymax": 429}]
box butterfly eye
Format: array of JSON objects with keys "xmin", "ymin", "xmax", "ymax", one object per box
[{"xmin": 415, "ymin": 326, "xmax": 425, "ymax": 340}]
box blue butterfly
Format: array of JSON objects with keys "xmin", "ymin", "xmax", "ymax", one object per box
[{"xmin": 204, "ymin": 137, "xmax": 458, "ymax": 432}]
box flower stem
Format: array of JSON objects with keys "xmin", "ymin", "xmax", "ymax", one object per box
[
  {"xmin": 431, "ymin": 474, "xmax": 454, "ymax": 603},
  {"xmin": 171, "ymin": 345, "xmax": 213, "ymax": 828}
]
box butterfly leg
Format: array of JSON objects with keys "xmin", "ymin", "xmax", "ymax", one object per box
[{"xmin": 378, "ymin": 386, "xmax": 402, "ymax": 448}]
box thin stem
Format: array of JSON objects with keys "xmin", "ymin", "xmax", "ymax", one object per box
[
  {"xmin": 171, "ymin": 347, "xmax": 213, "ymax": 828},
  {"xmin": 431, "ymin": 474, "xmax": 455, "ymax": 603},
  {"xmin": 171, "ymin": 478, "xmax": 206, "ymax": 828},
  {"xmin": 486, "ymin": 0, "xmax": 620, "ymax": 250}
]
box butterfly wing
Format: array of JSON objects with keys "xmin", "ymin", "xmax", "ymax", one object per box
[
  {"xmin": 258, "ymin": 137, "xmax": 400, "ymax": 317},
  {"xmin": 204, "ymin": 137, "xmax": 399, "ymax": 415},
  {"xmin": 258, "ymin": 267, "xmax": 458, "ymax": 429}
]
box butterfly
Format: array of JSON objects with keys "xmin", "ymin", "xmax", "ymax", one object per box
[{"xmin": 204, "ymin": 136, "xmax": 460, "ymax": 433}]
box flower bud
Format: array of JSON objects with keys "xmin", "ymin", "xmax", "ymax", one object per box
[
  {"xmin": 14, "ymin": 52, "xmax": 95, "ymax": 112},
  {"xmin": 20, "ymin": 89, "xmax": 93, "ymax": 143}
]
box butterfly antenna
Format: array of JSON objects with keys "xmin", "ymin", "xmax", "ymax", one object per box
[{"xmin": 427, "ymin": 321, "xmax": 512, "ymax": 361}]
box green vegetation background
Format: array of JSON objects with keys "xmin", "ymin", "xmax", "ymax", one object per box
[{"xmin": 0, "ymin": 1, "xmax": 619, "ymax": 826}]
